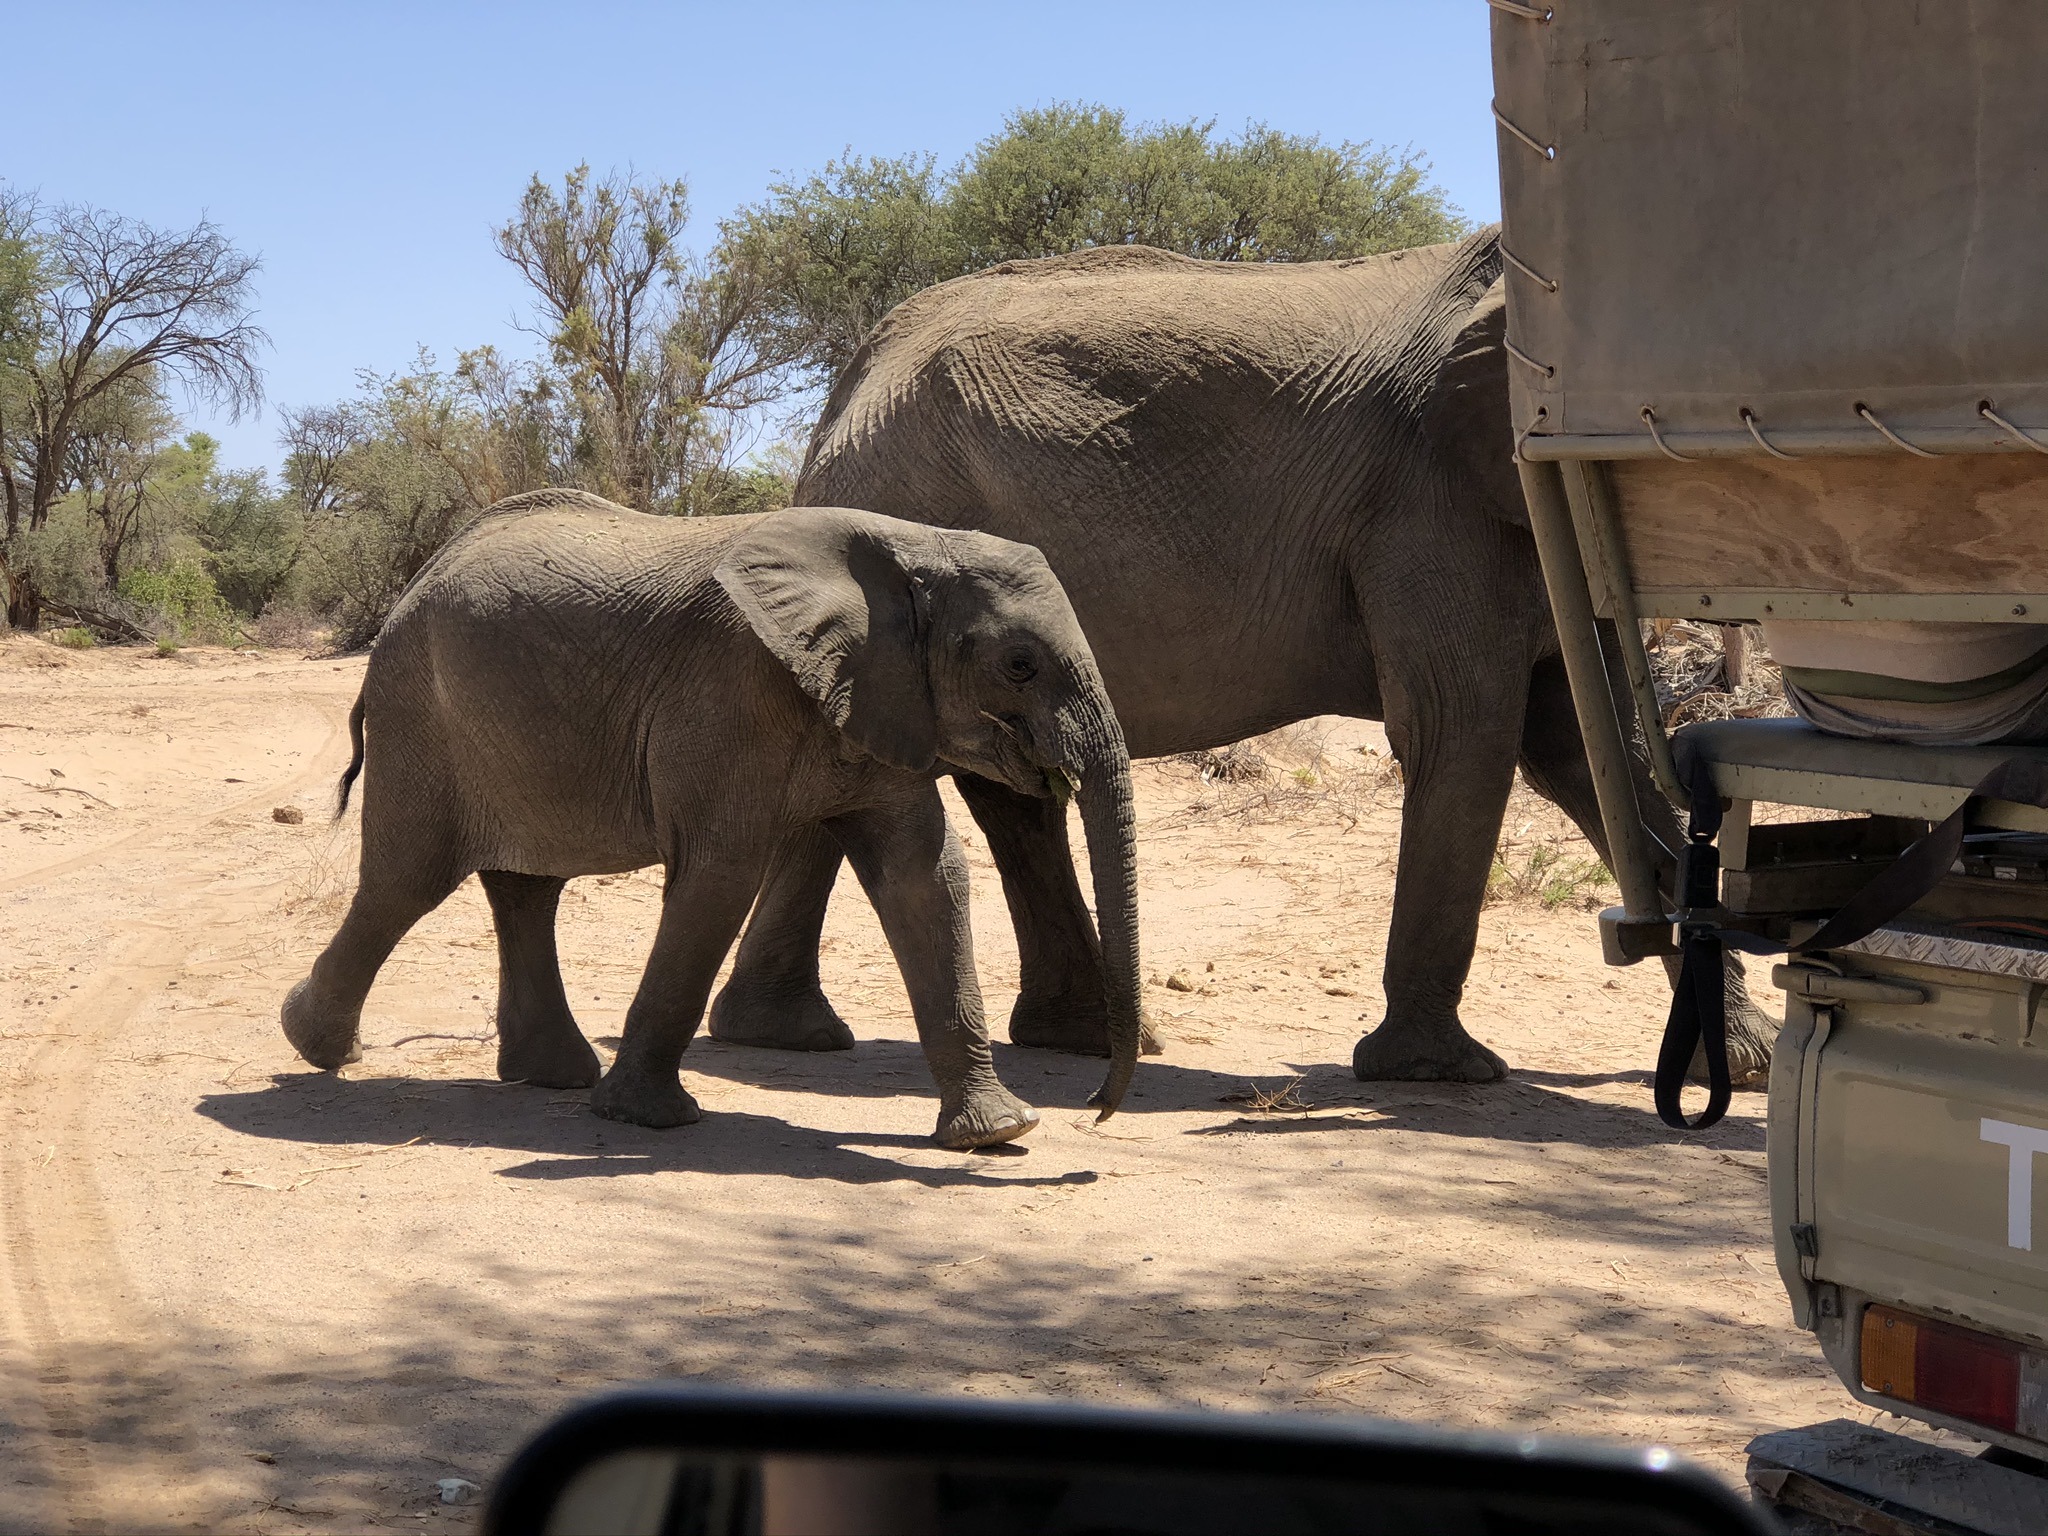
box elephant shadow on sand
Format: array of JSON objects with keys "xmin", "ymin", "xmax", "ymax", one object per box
[
  {"xmin": 197, "ymin": 1045, "xmax": 1751, "ymax": 1186},
  {"xmin": 196, "ymin": 1041, "xmax": 1120, "ymax": 1190}
]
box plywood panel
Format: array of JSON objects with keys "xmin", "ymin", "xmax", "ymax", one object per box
[{"xmin": 1610, "ymin": 455, "xmax": 2048, "ymax": 594}]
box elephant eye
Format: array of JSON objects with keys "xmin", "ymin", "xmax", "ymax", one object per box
[{"xmin": 1001, "ymin": 648, "xmax": 1039, "ymax": 684}]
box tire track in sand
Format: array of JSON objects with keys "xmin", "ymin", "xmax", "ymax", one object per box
[{"xmin": 1, "ymin": 691, "xmax": 350, "ymax": 1532}]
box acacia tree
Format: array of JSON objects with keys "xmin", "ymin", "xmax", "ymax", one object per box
[
  {"xmin": 0, "ymin": 200, "xmax": 264, "ymax": 628},
  {"xmin": 492, "ymin": 165, "xmax": 804, "ymax": 514},
  {"xmin": 0, "ymin": 191, "xmax": 47, "ymax": 568},
  {"xmin": 60, "ymin": 369, "xmax": 179, "ymax": 585}
]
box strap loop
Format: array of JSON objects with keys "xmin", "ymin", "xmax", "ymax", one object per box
[{"xmin": 1503, "ymin": 337, "xmax": 1555, "ymax": 379}]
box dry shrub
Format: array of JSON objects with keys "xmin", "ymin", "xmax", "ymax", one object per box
[
  {"xmin": 281, "ymin": 813, "xmax": 358, "ymax": 923},
  {"xmin": 1219, "ymin": 1076, "xmax": 1314, "ymax": 1113},
  {"xmin": 1160, "ymin": 722, "xmax": 1402, "ymax": 830},
  {"xmin": 1158, "ymin": 716, "xmax": 1616, "ymax": 913},
  {"xmin": 1647, "ymin": 619, "xmax": 1792, "ymax": 730},
  {"xmin": 1487, "ymin": 780, "xmax": 1615, "ymax": 913},
  {"xmin": 1179, "ymin": 743, "xmax": 1269, "ymax": 783},
  {"xmin": 247, "ymin": 607, "xmax": 333, "ymax": 652}
]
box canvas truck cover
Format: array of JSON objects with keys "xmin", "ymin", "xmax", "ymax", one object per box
[{"xmin": 1491, "ymin": 2, "xmax": 2048, "ymax": 457}]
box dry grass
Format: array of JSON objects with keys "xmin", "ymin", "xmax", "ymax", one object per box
[
  {"xmin": 1162, "ymin": 719, "xmax": 1618, "ymax": 913},
  {"xmin": 1647, "ymin": 620, "xmax": 1792, "ymax": 730},
  {"xmin": 1488, "ymin": 782, "xmax": 1616, "ymax": 913},
  {"xmin": 1162, "ymin": 723, "xmax": 1403, "ymax": 831},
  {"xmin": 246, "ymin": 608, "xmax": 335, "ymax": 653},
  {"xmin": 1219, "ymin": 1076, "xmax": 1315, "ymax": 1113}
]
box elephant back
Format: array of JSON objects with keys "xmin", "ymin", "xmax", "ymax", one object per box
[{"xmin": 801, "ymin": 232, "xmax": 1502, "ymax": 506}]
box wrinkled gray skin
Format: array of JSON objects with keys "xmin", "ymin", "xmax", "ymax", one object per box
[
  {"xmin": 279, "ymin": 492, "xmax": 1144, "ymax": 1144},
  {"xmin": 713, "ymin": 228, "xmax": 1771, "ymax": 1084}
]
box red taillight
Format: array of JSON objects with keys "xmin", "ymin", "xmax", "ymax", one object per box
[{"xmin": 1862, "ymin": 1305, "xmax": 2024, "ymax": 1435}]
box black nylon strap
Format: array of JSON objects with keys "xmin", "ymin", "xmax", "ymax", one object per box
[
  {"xmin": 1655, "ymin": 929, "xmax": 1731, "ymax": 1129},
  {"xmin": 1653, "ymin": 750, "xmax": 2048, "ymax": 1131}
]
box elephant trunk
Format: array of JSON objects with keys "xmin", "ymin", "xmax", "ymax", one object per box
[{"xmin": 1072, "ymin": 704, "xmax": 1142, "ymax": 1119}]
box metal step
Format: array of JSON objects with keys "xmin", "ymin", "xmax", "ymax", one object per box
[{"xmin": 1747, "ymin": 1420, "xmax": 2048, "ymax": 1536}]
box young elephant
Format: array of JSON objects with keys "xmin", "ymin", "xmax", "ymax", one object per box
[{"xmin": 279, "ymin": 489, "xmax": 1143, "ymax": 1147}]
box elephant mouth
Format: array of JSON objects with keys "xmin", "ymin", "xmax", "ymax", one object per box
[{"xmin": 974, "ymin": 711, "xmax": 1067, "ymax": 801}]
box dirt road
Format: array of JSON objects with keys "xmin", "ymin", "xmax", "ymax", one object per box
[{"xmin": 0, "ymin": 638, "xmax": 1865, "ymax": 1531}]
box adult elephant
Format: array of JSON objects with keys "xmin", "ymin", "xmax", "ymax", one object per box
[{"xmin": 711, "ymin": 227, "xmax": 1769, "ymax": 1084}]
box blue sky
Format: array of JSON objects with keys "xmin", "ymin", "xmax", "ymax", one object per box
[{"xmin": 8, "ymin": 2, "xmax": 1497, "ymax": 472}]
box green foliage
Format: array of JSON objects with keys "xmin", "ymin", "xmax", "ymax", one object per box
[
  {"xmin": 118, "ymin": 557, "xmax": 237, "ymax": 642},
  {"xmin": 721, "ymin": 154, "xmax": 959, "ymax": 389},
  {"xmin": 724, "ymin": 103, "xmax": 1468, "ymax": 381},
  {"xmin": 50, "ymin": 625, "xmax": 93, "ymax": 649},
  {"xmin": 191, "ymin": 465, "xmax": 302, "ymax": 616},
  {"xmin": 682, "ymin": 462, "xmax": 790, "ymax": 519},
  {"xmin": 154, "ymin": 636, "xmax": 179, "ymax": 656},
  {"xmin": 0, "ymin": 198, "xmax": 46, "ymax": 378}
]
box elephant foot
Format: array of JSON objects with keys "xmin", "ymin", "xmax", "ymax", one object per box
[
  {"xmin": 1008, "ymin": 991, "xmax": 1164, "ymax": 1058},
  {"xmin": 1352, "ymin": 1020, "xmax": 1507, "ymax": 1083},
  {"xmin": 1688, "ymin": 1013, "xmax": 1773, "ymax": 1090},
  {"xmin": 935, "ymin": 1085, "xmax": 1040, "ymax": 1151},
  {"xmin": 281, "ymin": 977, "xmax": 363, "ymax": 1070},
  {"xmin": 497, "ymin": 1021, "xmax": 601, "ymax": 1089},
  {"xmin": 590, "ymin": 1067, "xmax": 702, "ymax": 1129},
  {"xmin": 708, "ymin": 975, "xmax": 855, "ymax": 1052}
]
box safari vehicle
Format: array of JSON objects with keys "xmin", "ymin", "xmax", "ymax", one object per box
[{"xmin": 1493, "ymin": 3, "xmax": 2048, "ymax": 1528}]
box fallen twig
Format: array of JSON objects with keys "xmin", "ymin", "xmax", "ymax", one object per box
[{"xmin": 1219, "ymin": 1076, "xmax": 1314, "ymax": 1114}]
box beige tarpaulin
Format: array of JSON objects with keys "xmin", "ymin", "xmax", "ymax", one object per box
[{"xmin": 1491, "ymin": 1, "xmax": 2048, "ymax": 451}]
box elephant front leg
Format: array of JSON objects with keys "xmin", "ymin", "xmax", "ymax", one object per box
[
  {"xmin": 953, "ymin": 773, "xmax": 1160, "ymax": 1058},
  {"xmin": 592, "ymin": 858, "xmax": 764, "ymax": 1129},
  {"xmin": 480, "ymin": 870, "xmax": 599, "ymax": 1088},
  {"xmin": 707, "ymin": 824, "xmax": 856, "ymax": 1052},
  {"xmin": 832, "ymin": 792, "xmax": 1038, "ymax": 1150},
  {"xmin": 1352, "ymin": 671, "xmax": 1523, "ymax": 1084}
]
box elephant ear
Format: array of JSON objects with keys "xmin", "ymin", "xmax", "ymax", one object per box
[
  {"xmin": 1422, "ymin": 278, "xmax": 1527, "ymax": 530},
  {"xmin": 714, "ymin": 509, "xmax": 939, "ymax": 772}
]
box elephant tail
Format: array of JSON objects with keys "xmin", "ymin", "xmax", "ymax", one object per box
[{"xmin": 334, "ymin": 690, "xmax": 366, "ymax": 819}]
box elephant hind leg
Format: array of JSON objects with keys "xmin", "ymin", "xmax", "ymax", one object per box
[
  {"xmin": 284, "ymin": 752, "xmax": 473, "ymax": 1070},
  {"xmin": 708, "ymin": 823, "xmax": 856, "ymax": 1052},
  {"xmin": 481, "ymin": 871, "xmax": 598, "ymax": 1088},
  {"xmin": 1352, "ymin": 638, "xmax": 1525, "ymax": 1084},
  {"xmin": 283, "ymin": 855, "xmax": 470, "ymax": 1070}
]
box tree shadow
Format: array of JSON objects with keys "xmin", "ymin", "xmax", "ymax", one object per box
[
  {"xmin": 0, "ymin": 1221, "xmax": 1832, "ymax": 1533},
  {"xmin": 194, "ymin": 1072, "xmax": 1096, "ymax": 1190}
]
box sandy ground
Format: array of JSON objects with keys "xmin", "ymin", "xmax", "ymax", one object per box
[{"xmin": 0, "ymin": 637, "xmax": 1876, "ymax": 1532}]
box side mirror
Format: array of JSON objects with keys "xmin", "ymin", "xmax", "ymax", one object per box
[{"xmin": 485, "ymin": 1386, "xmax": 1777, "ymax": 1536}]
